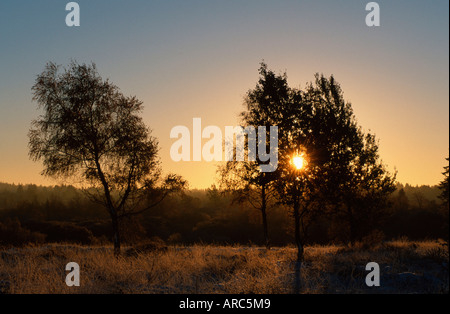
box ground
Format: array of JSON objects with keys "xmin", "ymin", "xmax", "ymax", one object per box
[{"xmin": 0, "ymin": 239, "xmax": 448, "ymax": 294}]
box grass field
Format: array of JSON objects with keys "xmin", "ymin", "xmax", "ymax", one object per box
[{"xmin": 0, "ymin": 239, "xmax": 448, "ymax": 294}]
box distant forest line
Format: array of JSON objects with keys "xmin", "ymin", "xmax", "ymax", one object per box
[{"xmin": 0, "ymin": 182, "xmax": 447, "ymax": 247}]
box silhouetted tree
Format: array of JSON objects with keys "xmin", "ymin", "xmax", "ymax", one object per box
[
  {"xmin": 304, "ymin": 75, "xmax": 396, "ymax": 245},
  {"xmin": 438, "ymin": 157, "xmax": 449, "ymax": 237},
  {"xmin": 438, "ymin": 157, "xmax": 449, "ymax": 209},
  {"xmin": 274, "ymin": 72, "xmax": 395, "ymax": 256},
  {"xmin": 413, "ymin": 191, "xmax": 427, "ymax": 210},
  {"xmin": 275, "ymin": 151, "xmax": 322, "ymax": 262},
  {"xmin": 273, "ymin": 74, "xmax": 333, "ymax": 262},
  {"xmin": 218, "ymin": 63, "xmax": 289, "ymax": 249},
  {"xmin": 218, "ymin": 162, "xmax": 278, "ymax": 249},
  {"xmin": 394, "ymin": 187, "xmax": 410, "ymax": 210},
  {"xmin": 28, "ymin": 61, "xmax": 186, "ymax": 255},
  {"xmin": 332, "ymin": 132, "xmax": 396, "ymax": 244}
]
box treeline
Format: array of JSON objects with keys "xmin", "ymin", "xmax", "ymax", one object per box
[{"xmin": 0, "ymin": 182, "xmax": 447, "ymax": 247}]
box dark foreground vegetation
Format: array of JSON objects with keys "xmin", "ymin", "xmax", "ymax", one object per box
[
  {"xmin": 0, "ymin": 182, "xmax": 447, "ymax": 248},
  {"xmin": 0, "ymin": 240, "xmax": 447, "ymax": 294}
]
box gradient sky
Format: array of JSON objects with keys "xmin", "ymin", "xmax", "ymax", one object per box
[{"xmin": 0, "ymin": 0, "xmax": 448, "ymax": 189}]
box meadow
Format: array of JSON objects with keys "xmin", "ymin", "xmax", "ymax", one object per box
[{"xmin": 0, "ymin": 239, "xmax": 448, "ymax": 294}]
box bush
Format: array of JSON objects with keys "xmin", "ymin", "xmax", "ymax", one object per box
[
  {"xmin": 0, "ymin": 218, "xmax": 46, "ymax": 247},
  {"xmin": 119, "ymin": 217, "xmax": 147, "ymax": 244},
  {"xmin": 25, "ymin": 221, "xmax": 94, "ymax": 244},
  {"xmin": 168, "ymin": 233, "xmax": 182, "ymax": 244},
  {"xmin": 360, "ymin": 229, "xmax": 385, "ymax": 250}
]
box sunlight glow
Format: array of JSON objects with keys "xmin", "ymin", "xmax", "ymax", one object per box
[{"xmin": 292, "ymin": 155, "xmax": 305, "ymax": 170}]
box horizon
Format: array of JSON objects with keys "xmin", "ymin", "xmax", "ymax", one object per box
[{"xmin": 0, "ymin": 180, "xmax": 443, "ymax": 191}]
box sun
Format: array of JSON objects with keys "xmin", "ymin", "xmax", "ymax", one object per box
[{"xmin": 292, "ymin": 155, "xmax": 305, "ymax": 170}]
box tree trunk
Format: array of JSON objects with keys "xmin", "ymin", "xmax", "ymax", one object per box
[
  {"xmin": 111, "ymin": 213, "xmax": 121, "ymax": 257},
  {"xmin": 293, "ymin": 198, "xmax": 303, "ymax": 294},
  {"xmin": 347, "ymin": 205, "xmax": 356, "ymax": 246},
  {"xmin": 293, "ymin": 199, "xmax": 304, "ymax": 262},
  {"xmin": 349, "ymin": 221, "xmax": 356, "ymax": 247},
  {"xmin": 261, "ymin": 185, "xmax": 270, "ymax": 249}
]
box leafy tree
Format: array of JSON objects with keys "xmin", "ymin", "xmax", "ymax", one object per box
[
  {"xmin": 303, "ymin": 74, "xmax": 396, "ymax": 245},
  {"xmin": 438, "ymin": 157, "xmax": 449, "ymax": 237},
  {"xmin": 393, "ymin": 187, "xmax": 410, "ymax": 211},
  {"xmin": 218, "ymin": 63, "xmax": 289, "ymax": 249},
  {"xmin": 275, "ymin": 152, "xmax": 322, "ymax": 262},
  {"xmin": 274, "ymin": 75, "xmax": 331, "ymax": 262},
  {"xmin": 329, "ymin": 132, "xmax": 396, "ymax": 244},
  {"xmin": 28, "ymin": 61, "xmax": 185, "ymax": 255},
  {"xmin": 273, "ymin": 71, "xmax": 395, "ymax": 258},
  {"xmin": 438, "ymin": 157, "xmax": 449, "ymax": 209},
  {"xmin": 218, "ymin": 161, "xmax": 278, "ymax": 249}
]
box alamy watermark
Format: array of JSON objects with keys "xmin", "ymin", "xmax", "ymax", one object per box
[
  {"xmin": 365, "ymin": 2, "xmax": 380, "ymax": 27},
  {"xmin": 170, "ymin": 118, "xmax": 279, "ymax": 173},
  {"xmin": 65, "ymin": 2, "xmax": 80, "ymax": 27},
  {"xmin": 365, "ymin": 262, "xmax": 381, "ymax": 287},
  {"xmin": 65, "ymin": 262, "xmax": 80, "ymax": 287},
  {"xmin": 65, "ymin": 2, "xmax": 380, "ymax": 28}
]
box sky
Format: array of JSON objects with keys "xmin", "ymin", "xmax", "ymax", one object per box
[{"xmin": 0, "ymin": 0, "xmax": 448, "ymax": 189}]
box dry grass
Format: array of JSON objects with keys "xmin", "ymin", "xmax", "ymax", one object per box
[{"xmin": 0, "ymin": 240, "xmax": 448, "ymax": 294}]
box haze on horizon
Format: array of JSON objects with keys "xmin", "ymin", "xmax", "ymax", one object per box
[{"xmin": 0, "ymin": 0, "xmax": 448, "ymax": 189}]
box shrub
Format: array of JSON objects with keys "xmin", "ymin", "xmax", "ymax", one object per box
[
  {"xmin": 0, "ymin": 218, "xmax": 46, "ymax": 247},
  {"xmin": 25, "ymin": 221, "xmax": 94, "ymax": 244},
  {"xmin": 360, "ymin": 229, "xmax": 385, "ymax": 250},
  {"xmin": 168, "ymin": 233, "xmax": 182, "ymax": 244}
]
